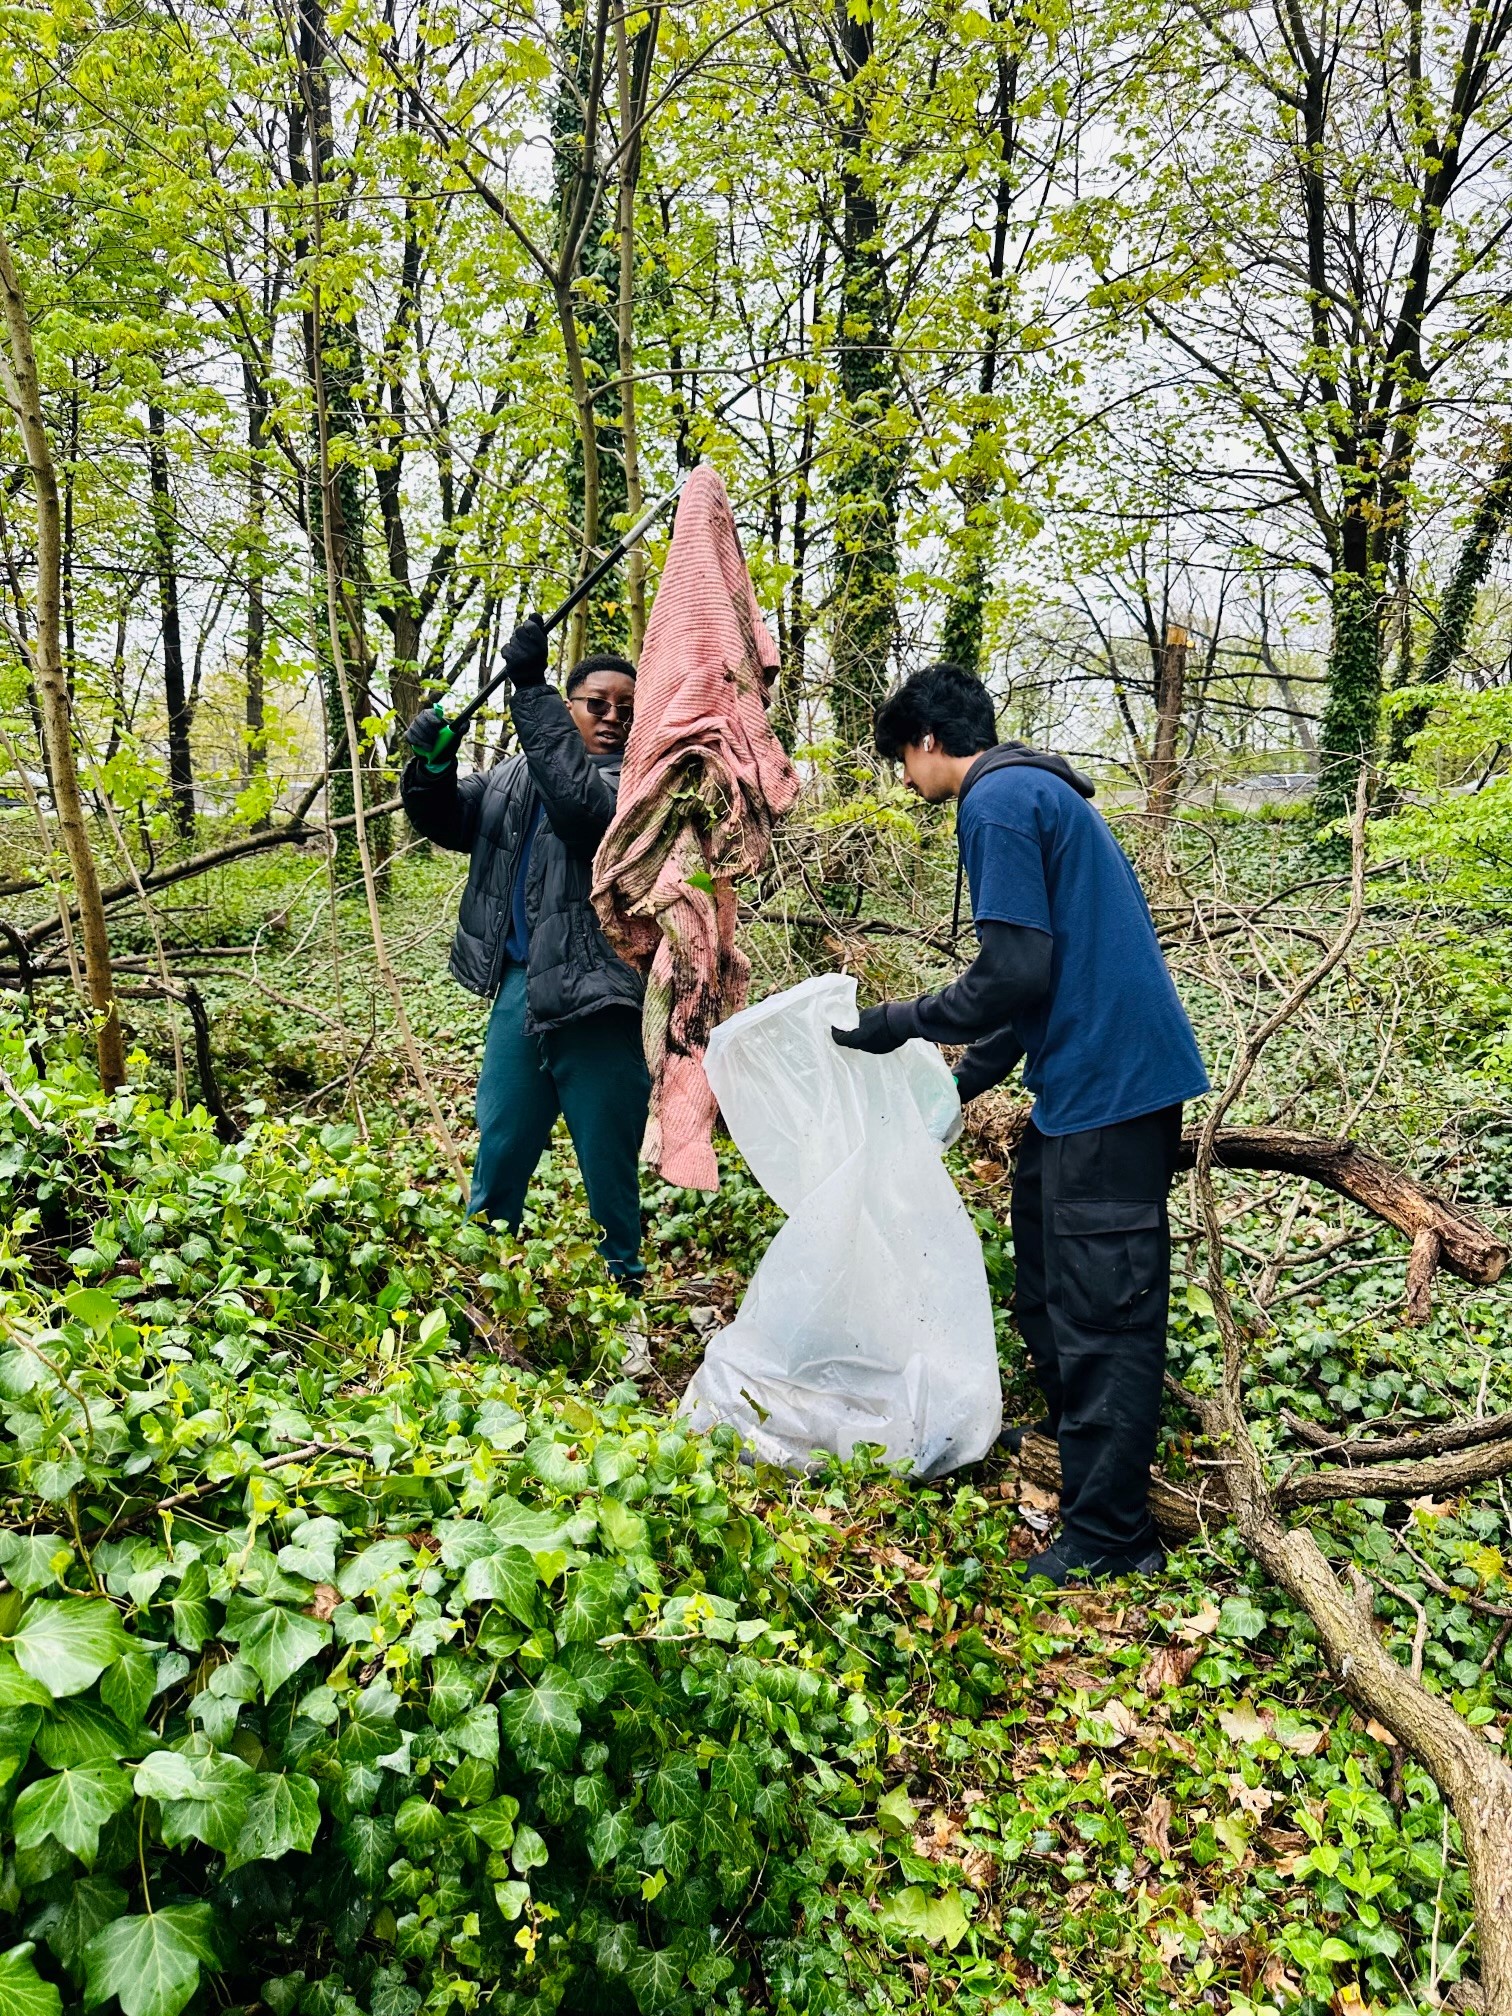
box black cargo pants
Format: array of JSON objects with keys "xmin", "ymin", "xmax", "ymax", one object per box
[{"xmin": 1010, "ymin": 1106, "xmax": 1183, "ymax": 1557}]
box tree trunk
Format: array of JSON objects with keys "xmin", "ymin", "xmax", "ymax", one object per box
[
  {"xmin": 829, "ymin": 0, "xmax": 901, "ymax": 754},
  {"xmin": 293, "ymin": 0, "xmax": 382, "ymax": 878},
  {"xmin": 613, "ymin": 4, "xmax": 658, "ymax": 655},
  {"xmin": 1316, "ymin": 520, "xmax": 1381, "ymax": 826},
  {"xmin": 1389, "ymin": 436, "xmax": 1512, "ymax": 763},
  {"xmin": 0, "ymin": 224, "xmax": 125, "ymax": 1090},
  {"xmin": 1145, "ymin": 620, "xmax": 1188, "ymax": 826},
  {"xmin": 940, "ymin": 9, "xmax": 1019, "ymax": 675},
  {"xmin": 242, "ymin": 356, "xmax": 268, "ymax": 809},
  {"xmin": 553, "ymin": 0, "xmax": 625, "ymax": 663},
  {"xmin": 147, "ymin": 399, "xmax": 195, "ymax": 839}
]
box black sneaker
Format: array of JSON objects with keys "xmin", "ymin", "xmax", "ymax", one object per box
[
  {"xmin": 997, "ymin": 1416, "xmax": 1054, "ymax": 1456},
  {"xmin": 1019, "ymin": 1538, "xmax": 1167, "ymax": 1587}
]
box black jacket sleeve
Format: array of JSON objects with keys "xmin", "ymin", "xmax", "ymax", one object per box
[
  {"xmin": 511, "ymin": 684, "xmax": 617, "ymax": 858},
  {"xmin": 401, "ymin": 754, "xmax": 488, "ymax": 854},
  {"xmin": 886, "ymin": 920, "xmax": 1052, "ymax": 1103}
]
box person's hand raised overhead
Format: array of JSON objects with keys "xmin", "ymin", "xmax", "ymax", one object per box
[{"xmin": 503, "ymin": 614, "xmax": 549, "ymax": 687}]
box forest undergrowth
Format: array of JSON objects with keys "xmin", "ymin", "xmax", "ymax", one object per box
[{"xmin": 1, "ymin": 801, "xmax": 1510, "ymax": 2016}]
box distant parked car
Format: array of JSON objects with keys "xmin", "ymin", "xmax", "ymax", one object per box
[{"xmin": 1248, "ymin": 770, "xmax": 1314, "ymax": 794}]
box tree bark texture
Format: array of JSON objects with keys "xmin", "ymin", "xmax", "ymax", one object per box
[
  {"xmin": 1145, "ymin": 621, "xmax": 1187, "ymax": 826},
  {"xmin": 1316, "ymin": 559, "xmax": 1382, "ymax": 829},
  {"xmin": 828, "ymin": 0, "xmax": 901, "ymax": 753}
]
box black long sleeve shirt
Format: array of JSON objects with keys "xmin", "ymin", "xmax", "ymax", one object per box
[{"xmin": 884, "ymin": 921, "xmax": 1053, "ymax": 1104}]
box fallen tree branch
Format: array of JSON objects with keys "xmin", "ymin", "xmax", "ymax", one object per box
[
  {"xmin": 965, "ymin": 1105, "xmax": 1508, "ymax": 1313},
  {"xmin": 1281, "ymin": 1406, "xmax": 1512, "ymax": 1463},
  {"xmin": 8, "ymin": 788, "xmax": 404, "ymax": 949},
  {"xmin": 1015, "ymin": 1427, "xmax": 1512, "ymax": 1537}
]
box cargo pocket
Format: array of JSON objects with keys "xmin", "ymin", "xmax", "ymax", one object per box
[{"xmin": 1050, "ymin": 1198, "xmax": 1166, "ymax": 1332}]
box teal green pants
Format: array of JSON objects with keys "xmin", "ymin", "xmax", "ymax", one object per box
[{"xmin": 470, "ymin": 964, "xmax": 650, "ymax": 1281}]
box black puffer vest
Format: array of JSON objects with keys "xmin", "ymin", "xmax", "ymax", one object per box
[{"xmin": 401, "ymin": 684, "xmax": 644, "ymax": 1032}]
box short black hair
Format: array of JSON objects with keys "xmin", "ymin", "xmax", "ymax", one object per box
[
  {"xmin": 874, "ymin": 662, "xmax": 998, "ymax": 761},
  {"xmin": 566, "ymin": 651, "xmax": 637, "ymax": 697}
]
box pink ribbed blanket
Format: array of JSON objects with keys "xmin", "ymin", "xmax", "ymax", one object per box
[{"xmin": 592, "ymin": 467, "xmax": 799, "ymax": 1191}]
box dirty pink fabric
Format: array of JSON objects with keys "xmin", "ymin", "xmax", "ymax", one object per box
[{"xmin": 592, "ymin": 466, "xmax": 799, "ymax": 1191}]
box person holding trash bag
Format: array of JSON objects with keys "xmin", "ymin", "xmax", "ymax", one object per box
[
  {"xmin": 401, "ymin": 617, "xmax": 651, "ymax": 1290},
  {"xmin": 833, "ymin": 662, "xmax": 1209, "ymax": 1585}
]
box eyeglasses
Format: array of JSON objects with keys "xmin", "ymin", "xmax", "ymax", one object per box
[{"xmin": 575, "ymin": 696, "xmax": 634, "ymax": 722}]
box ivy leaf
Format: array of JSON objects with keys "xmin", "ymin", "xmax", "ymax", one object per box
[
  {"xmin": 646, "ymin": 1753, "xmax": 701, "ymax": 1821},
  {"xmin": 876, "ymin": 1786, "xmax": 918, "ymax": 1836},
  {"xmin": 586, "ymin": 1803, "xmax": 635, "ymax": 1869},
  {"xmin": 11, "ymin": 1601, "xmax": 130, "ymax": 1700},
  {"xmin": 596, "ymin": 1497, "xmax": 647, "ymax": 1555},
  {"xmin": 32, "ymin": 1876, "xmax": 127, "ymax": 1977},
  {"xmin": 0, "ymin": 1653, "xmax": 54, "ymax": 1710},
  {"xmin": 33, "ymin": 1702, "xmax": 134, "ymax": 1775},
  {"xmin": 337, "ymin": 1683, "xmax": 399, "ymax": 1765},
  {"xmin": 224, "ymin": 1772, "xmax": 320, "ymax": 1871},
  {"xmin": 132, "ymin": 1752, "xmax": 207, "ymax": 1802},
  {"xmin": 878, "ymin": 1886, "xmax": 969, "ymax": 1949},
  {"xmin": 167, "ymin": 1566, "xmax": 211, "ymax": 1654},
  {"xmin": 234, "ymin": 1605, "xmax": 330, "ymax": 1698},
  {"xmin": 624, "ymin": 1945, "xmax": 684, "ymax": 2012},
  {"xmin": 710, "ymin": 1746, "xmax": 757, "ymax": 1812},
  {"xmin": 13, "ymin": 1764, "xmax": 135, "ymax": 1867},
  {"xmin": 1218, "ymin": 1595, "xmax": 1268, "ymax": 1642},
  {"xmin": 558, "ymin": 1563, "xmax": 627, "ymax": 1644},
  {"xmin": 523, "ymin": 1438, "xmax": 588, "ymax": 1491},
  {"xmin": 508, "ymin": 1822, "xmax": 548, "ymax": 1874},
  {"xmin": 435, "ymin": 1522, "xmax": 497, "ymax": 1572},
  {"xmin": 641, "ymin": 1816, "xmax": 693, "ymax": 1882},
  {"xmin": 99, "ymin": 1653, "xmax": 156, "ymax": 1733},
  {"xmin": 0, "ymin": 1536, "xmax": 73, "ymax": 1595},
  {"xmin": 335, "ymin": 1541, "xmax": 413, "ymax": 1601},
  {"xmin": 458, "ymin": 1547, "xmax": 539, "ymax": 1622},
  {"xmin": 491, "ymin": 1880, "xmax": 530, "ymax": 1922},
  {"xmin": 339, "ymin": 1813, "xmax": 396, "ymax": 1883},
  {"xmin": 450, "ymin": 1702, "xmax": 499, "ymax": 1764},
  {"xmin": 498, "ymin": 1666, "xmax": 581, "ymax": 1769},
  {"xmin": 465, "ymin": 1796, "xmax": 520, "ymax": 1852},
  {"xmin": 0, "ymin": 1943, "xmax": 62, "ymax": 2016},
  {"xmin": 80, "ymin": 1905, "xmax": 219, "ymax": 2016}
]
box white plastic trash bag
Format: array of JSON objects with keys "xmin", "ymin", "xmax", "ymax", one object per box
[{"xmin": 679, "ymin": 973, "xmax": 1002, "ymax": 1477}]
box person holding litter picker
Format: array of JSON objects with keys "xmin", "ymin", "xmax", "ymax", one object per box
[
  {"xmin": 401, "ymin": 617, "xmax": 650, "ymax": 1291},
  {"xmin": 834, "ymin": 662, "xmax": 1209, "ymax": 1585}
]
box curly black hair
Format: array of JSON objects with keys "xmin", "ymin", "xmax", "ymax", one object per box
[{"xmin": 873, "ymin": 662, "xmax": 997, "ymax": 760}]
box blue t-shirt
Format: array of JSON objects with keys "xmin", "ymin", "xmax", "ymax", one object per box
[
  {"xmin": 957, "ymin": 767, "xmax": 1209, "ymax": 1134},
  {"xmin": 502, "ymin": 798, "xmax": 545, "ymax": 962}
]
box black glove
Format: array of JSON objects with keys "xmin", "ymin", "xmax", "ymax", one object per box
[
  {"xmin": 503, "ymin": 614, "xmax": 549, "ymax": 687},
  {"xmin": 832, "ymin": 1004, "xmax": 908, "ymax": 1055},
  {"xmin": 405, "ymin": 705, "xmax": 451, "ymax": 761}
]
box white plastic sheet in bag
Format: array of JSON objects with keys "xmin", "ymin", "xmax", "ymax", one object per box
[{"xmin": 679, "ymin": 973, "xmax": 1002, "ymax": 1477}]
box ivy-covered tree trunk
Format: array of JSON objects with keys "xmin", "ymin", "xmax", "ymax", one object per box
[
  {"xmin": 941, "ymin": 7, "xmax": 1020, "ymax": 676},
  {"xmin": 1316, "ymin": 513, "xmax": 1382, "ymax": 828},
  {"xmin": 241, "ymin": 353, "xmax": 269, "ymax": 823},
  {"xmin": 1388, "ymin": 440, "xmax": 1512, "ymax": 764},
  {"xmin": 554, "ymin": 4, "xmax": 628, "ymax": 662},
  {"xmin": 294, "ymin": 0, "xmax": 385, "ymax": 878},
  {"xmin": 147, "ymin": 399, "xmax": 195, "ymax": 839},
  {"xmin": 829, "ymin": 2, "xmax": 900, "ymax": 754}
]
